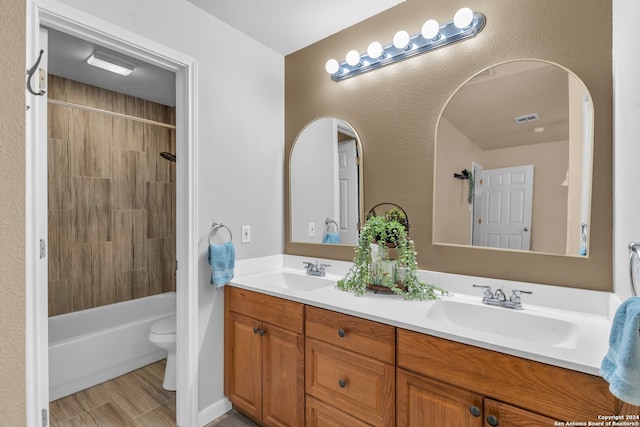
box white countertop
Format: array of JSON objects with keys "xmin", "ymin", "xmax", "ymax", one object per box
[{"xmin": 229, "ymin": 255, "xmax": 617, "ymax": 376}]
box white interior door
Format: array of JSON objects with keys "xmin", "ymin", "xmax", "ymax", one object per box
[
  {"xmin": 338, "ymin": 139, "xmax": 359, "ymax": 244},
  {"xmin": 475, "ymin": 165, "xmax": 534, "ymax": 250}
]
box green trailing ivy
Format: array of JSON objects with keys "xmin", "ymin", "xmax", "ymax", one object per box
[{"xmin": 336, "ymin": 214, "xmax": 444, "ymax": 300}]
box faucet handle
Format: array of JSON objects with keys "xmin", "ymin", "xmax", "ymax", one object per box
[
  {"xmin": 510, "ymin": 289, "xmax": 532, "ymax": 303},
  {"xmin": 473, "ymin": 284, "xmax": 493, "ymax": 299}
]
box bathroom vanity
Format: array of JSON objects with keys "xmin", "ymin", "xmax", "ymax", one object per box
[{"xmin": 224, "ymin": 266, "xmax": 638, "ymax": 426}]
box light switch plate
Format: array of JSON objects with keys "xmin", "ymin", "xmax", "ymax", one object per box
[{"xmin": 241, "ymin": 225, "xmax": 251, "ymax": 243}]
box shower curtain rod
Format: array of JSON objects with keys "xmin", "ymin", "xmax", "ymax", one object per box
[{"xmin": 48, "ymin": 98, "xmax": 177, "ymax": 130}]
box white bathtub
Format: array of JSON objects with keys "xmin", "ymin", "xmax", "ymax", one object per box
[{"xmin": 49, "ymin": 292, "xmax": 176, "ymax": 401}]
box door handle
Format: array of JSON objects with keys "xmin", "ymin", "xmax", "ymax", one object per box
[{"xmin": 523, "ymin": 227, "xmax": 529, "ymax": 232}]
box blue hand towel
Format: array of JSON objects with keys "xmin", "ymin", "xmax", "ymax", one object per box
[
  {"xmin": 322, "ymin": 232, "xmax": 340, "ymax": 244},
  {"xmin": 600, "ymin": 297, "xmax": 640, "ymax": 405},
  {"xmin": 208, "ymin": 241, "xmax": 235, "ymax": 287}
]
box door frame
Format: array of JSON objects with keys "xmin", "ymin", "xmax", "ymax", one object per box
[{"xmin": 25, "ymin": 1, "xmax": 199, "ymax": 426}]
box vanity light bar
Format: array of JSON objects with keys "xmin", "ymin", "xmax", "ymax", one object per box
[{"xmin": 325, "ymin": 8, "xmax": 486, "ymax": 82}]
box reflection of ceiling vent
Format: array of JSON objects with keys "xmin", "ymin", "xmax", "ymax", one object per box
[{"xmin": 513, "ymin": 113, "xmax": 539, "ymax": 124}]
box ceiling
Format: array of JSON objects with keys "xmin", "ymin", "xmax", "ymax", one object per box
[
  {"xmin": 186, "ymin": 0, "xmax": 404, "ymax": 56},
  {"xmin": 45, "ymin": 1, "xmax": 404, "ymax": 107},
  {"xmin": 442, "ymin": 61, "xmax": 576, "ymax": 150}
]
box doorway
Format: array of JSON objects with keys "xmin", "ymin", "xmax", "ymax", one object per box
[
  {"xmin": 472, "ymin": 165, "xmax": 534, "ymax": 251},
  {"xmin": 26, "ymin": 2, "xmax": 198, "ymax": 426}
]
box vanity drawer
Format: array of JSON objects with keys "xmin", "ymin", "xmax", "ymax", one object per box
[
  {"xmin": 306, "ymin": 396, "xmax": 372, "ymax": 427},
  {"xmin": 226, "ymin": 286, "xmax": 303, "ymax": 334},
  {"xmin": 305, "ymin": 306, "xmax": 395, "ymax": 364},
  {"xmin": 306, "ymin": 338, "xmax": 394, "ymax": 427}
]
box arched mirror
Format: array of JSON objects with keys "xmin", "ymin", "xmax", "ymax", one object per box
[
  {"xmin": 290, "ymin": 118, "xmax": 363, "ymax": 246},
  {"xmin": 433, "ymin": 60, "xmax": 594, "ymax": 257}
]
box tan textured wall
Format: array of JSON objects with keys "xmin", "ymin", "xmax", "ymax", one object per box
[
  {"xmin": 285, "ymin": 0, "xmax": 613, "ymax": 290},
  {"xmin": 48, "ymin": 75, "xmax": 176, "ymax": 316},
  {"xmin": 0, "ymin": 0, "xmax": 26, "ymax": 424}
]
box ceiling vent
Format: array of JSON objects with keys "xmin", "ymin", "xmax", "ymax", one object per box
[{"xmin": 513, "ymin": 113, "xmax": 539, "ymax": 124}]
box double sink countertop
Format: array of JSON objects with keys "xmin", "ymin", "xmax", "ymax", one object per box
[{"xmin": 229, "ymin": 255, "xmax": 617, "ymax": 376}]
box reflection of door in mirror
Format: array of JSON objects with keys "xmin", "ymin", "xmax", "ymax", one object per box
[
  {"xmin": 290, "ymin": 118, "xmax": 362, "ymax": 246},
  {"xmin": 433, "ymin": 60, "xmax": 593, "ymax": 257},
  {"xmin": 472, "ymin": 165, "xmax": 534, "ymax": 250}
]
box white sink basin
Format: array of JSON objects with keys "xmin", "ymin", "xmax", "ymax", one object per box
[
  {"xmin": 238, "ymin": 270, "xmax": 336, "ymax": 292},
  {"xmin": 425, "ymin": 299, "xmax": 579, "ymax": 348}
]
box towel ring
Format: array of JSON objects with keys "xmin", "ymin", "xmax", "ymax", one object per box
[
  {"xmin": 209, "ymin": 221, "xmax": 233, "ymax": 245},
  {"xmin": 325, "ymin": 218, "xmax": 338, "ymax": 233},
  {"xmin": 628, "ymin": 242, "xmax": 640, "ymax": 297}
]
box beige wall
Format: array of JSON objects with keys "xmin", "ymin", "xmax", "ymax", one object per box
[
  {"xmin": 0, "ymin": 0, "xmax": 26, "ymax": 424},
  {"xmin": 47, "ymin": 76, "xmax": 176, "ymax": 317},
  {"xmin": 285, "ymin": 0, "xmax": 613, "ymax": 290},
  {"xmin": 433, "ymin": 117, "xmax": 479, "ymax": 245}
]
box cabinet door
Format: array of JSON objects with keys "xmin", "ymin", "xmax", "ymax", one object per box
[
  {"xmin": 397, "ymin": 369, "xmax": 483, "ymax": 427},
  {"xmin": 227, "ymin": 311, "xmax": 263, "ymax": 421},
  {"xmin": 483, "ymin": 398, "xmax": 557, "ymax": 427},
  {"xmin": 262, "ymin": 323, "xmax": 304, "ymax": 427}
]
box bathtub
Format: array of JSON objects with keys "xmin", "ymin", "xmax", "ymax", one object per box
[{"xmin": 49, "ymin": 292, "xmax": 176, "ymax": 401}]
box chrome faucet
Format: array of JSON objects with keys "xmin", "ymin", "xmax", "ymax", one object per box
[
  {"xmin": 303, "ymin": 261, "xmax": 330, "ymax": 277},
  {"xmin": 472, "ymin": 285, "xmax": 532, "ymax": 310}
]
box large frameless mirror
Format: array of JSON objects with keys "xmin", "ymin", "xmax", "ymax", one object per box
[
  {"xmin": 433, "ymin": 60, "xmax": 593, "ymax": 257},
  {"xmin": 290, "ymin": 118, "xmax": 363, "ymax": 246}
]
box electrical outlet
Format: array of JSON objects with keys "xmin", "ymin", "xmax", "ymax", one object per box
[
  {"xmin": 241, "ymin": 225, "xmax": 251, "ymax": 243},
  {"xmin": 308, "ymin": 222, "xmax": 316, "ymax": 237}
]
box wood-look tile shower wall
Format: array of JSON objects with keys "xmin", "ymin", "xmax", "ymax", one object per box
[{"xmin": 47, "ymin": 75, "xmax": 176, "ymax": 317}]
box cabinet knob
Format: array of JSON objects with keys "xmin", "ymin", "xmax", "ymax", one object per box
[
  {"xmin": 469, "ymin": 406, "xmax": 481, "ymax": 417},
  {"xmin": 487, "ymin": 415, "xmax": 499, "ymax": 426},
  {"xmin": 253, "ymin": 327, "xmax": 259, "ymax": 334},
  {"xmin": 259, "ymin": 329, "xmax": 266, "ymax": 336},
  {"xmin": 338, "ymin": 379, "xmax": 347, "ymax": 388},
  {"xmin": 338, "ymin": 328, "xmax": 346, "ymax": 338}
]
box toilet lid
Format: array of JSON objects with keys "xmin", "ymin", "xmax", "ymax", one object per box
[{"xmin": 151, "ymin": 315, "xmax": 176, "ymax": 335}]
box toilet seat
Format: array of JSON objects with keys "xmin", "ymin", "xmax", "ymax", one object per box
[{"xmin": 151, "ymin": 315, "xmax": 176, "ymax": 335}]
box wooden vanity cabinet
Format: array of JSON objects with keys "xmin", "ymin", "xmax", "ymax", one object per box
[
  {"xmin": 396, "ymin": 328, "xmax": 617, "ymax": 425},
  {"xmin": 305, "ymin": 306, "xmax": 395, "ymax": 427},
  {"xmin": 224, "ymin": 287, "xmax": 304, "ymax": 427}
]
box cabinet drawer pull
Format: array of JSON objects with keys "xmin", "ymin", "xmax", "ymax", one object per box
[
  {"xmin": 487, "ymin": 415, "xmax": 499, "ymax": 426},
  {"xmin": 469, "ymin": 406, "xmax": 481, "ymax": 417},
  {"xmin": 338, "ymin": 379, "xmax": 347, "ymax": 388},
  {"xmin": 338, "ymin": 328, "xmax": 346, "ymax": 338}
]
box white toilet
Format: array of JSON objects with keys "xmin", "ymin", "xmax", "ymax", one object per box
[{"xmin": 148, "ymin": 314, "xmax": 176, "ymax": 391}]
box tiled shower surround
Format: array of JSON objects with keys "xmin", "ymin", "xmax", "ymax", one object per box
[{"xmin": 47, "ymin": 75, "xmax": 176, "ymax": 316}]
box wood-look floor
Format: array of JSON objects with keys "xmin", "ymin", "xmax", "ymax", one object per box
[{"xmin": 49, "ymin": 360, "xmax": 257, "ymax": 427}]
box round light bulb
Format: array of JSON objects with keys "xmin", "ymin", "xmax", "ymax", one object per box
[
  {"xmin": 325, "ymin": 59, "xmax": 340, "ymax": 75},
  {"xmin": 421, "ymin": 19, "xmax": 440, "ymax": 39},
  {"xmin": 346, "ymin": 50, "xmax": 361, "ymax": 66},
  {"xmin": 393, "ymin": 30, "xmax": 411, "ymax": 49},
  {"xmin": 454, "ymin": 7, "xmax": 474, "ymax": 29},
  {"xmin": 367, "ymin": 41, "xmax": 384, "ymax": 59}
]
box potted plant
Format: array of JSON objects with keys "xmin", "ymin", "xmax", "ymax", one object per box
[{"xmin": 336, "ymin": 212, "xmax": 444, "ymax": 300}]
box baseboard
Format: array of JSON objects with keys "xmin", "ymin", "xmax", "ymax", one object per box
[
  {"xmin": 198, "ymin": 397, "xmax": 232, "ymax": 427},
  {"xmin": 49, "ymin": 351, "xmax": 166, "ymax": 401}
]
